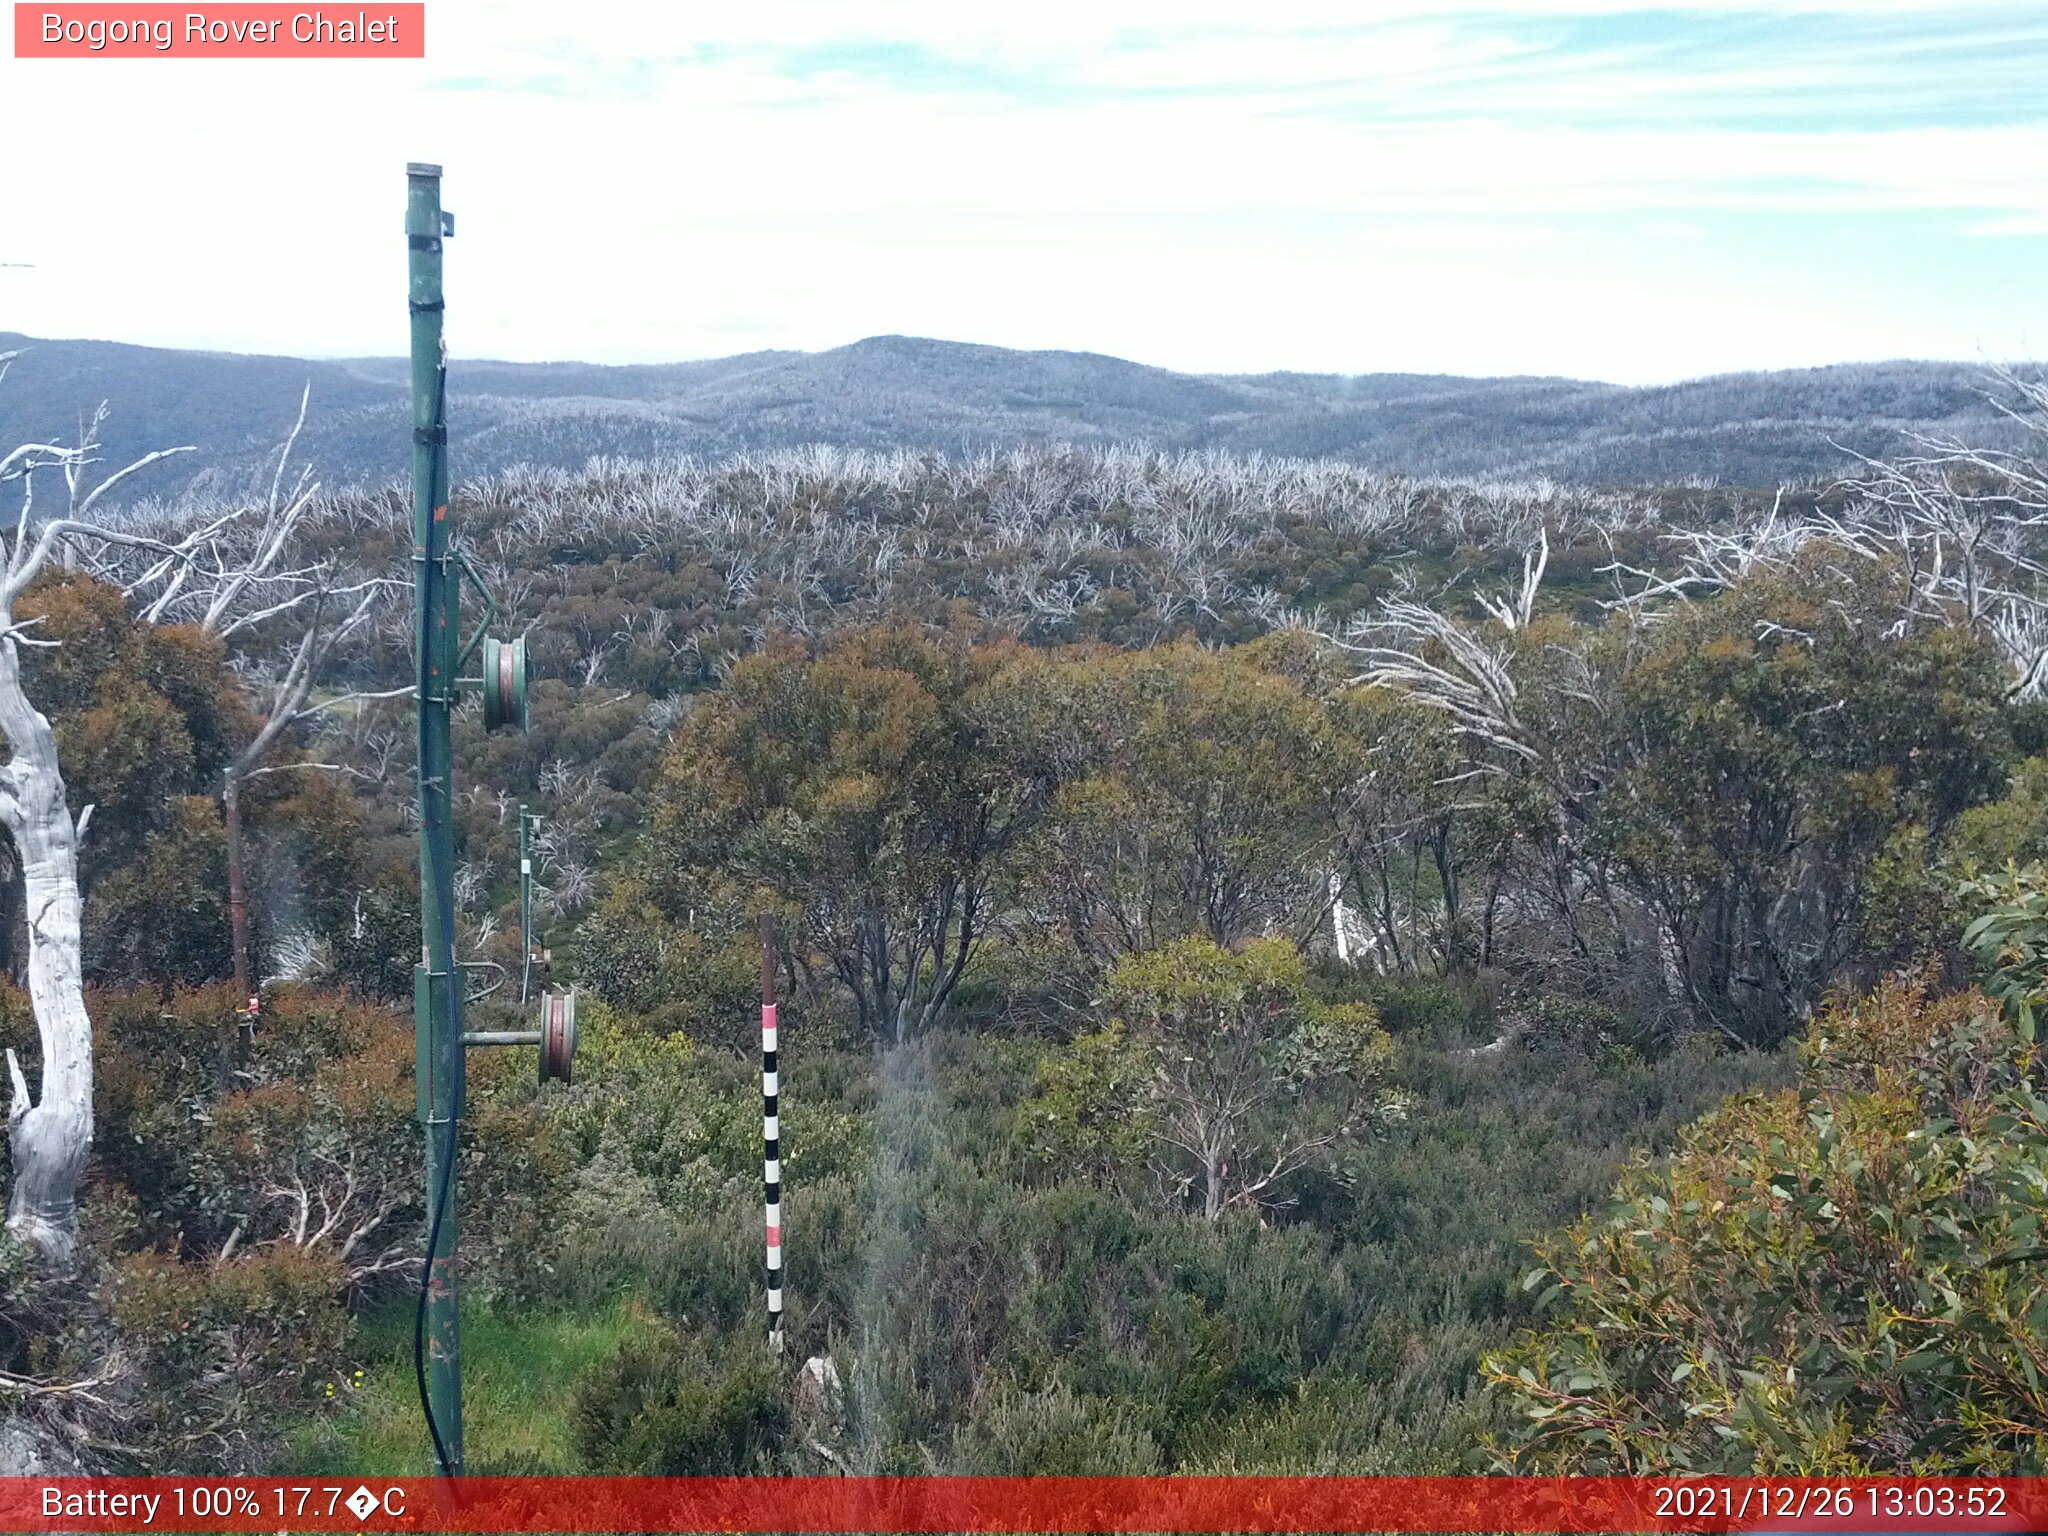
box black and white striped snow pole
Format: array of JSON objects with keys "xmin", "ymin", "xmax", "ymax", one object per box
[{"xmin": 762, "ymin": 914, "xmax": 784, "ymax": 1354}]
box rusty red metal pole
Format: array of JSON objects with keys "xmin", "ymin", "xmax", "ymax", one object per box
[{"xmin": 224, "ymin": 774, "xmax": 250, "ymax": 1003}]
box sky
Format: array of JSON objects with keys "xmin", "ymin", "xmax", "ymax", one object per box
[{"xmin": 1, "ymin": 0, "xmax": 2045, "ymax": 383}]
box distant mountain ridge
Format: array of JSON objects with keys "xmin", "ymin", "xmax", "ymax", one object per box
[{"xmin": 0, "ymin": 330, "xmax": 2029, "ymax": 502}]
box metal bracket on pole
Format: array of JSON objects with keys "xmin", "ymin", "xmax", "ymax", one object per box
[{"xmin": 453, "ymin": 549, "xmax": 497, "ymax": 672}]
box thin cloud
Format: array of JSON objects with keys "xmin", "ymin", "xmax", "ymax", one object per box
[{"xmin": 0, "ymin": 1, "xmax": 2040, "ymax": 379}]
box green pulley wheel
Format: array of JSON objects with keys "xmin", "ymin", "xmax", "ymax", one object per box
[{"xmin": 481, "ymin": 634, "xmax": 529, "ymax": 732}]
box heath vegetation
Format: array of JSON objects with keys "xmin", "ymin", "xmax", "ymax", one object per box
[{"xmin": 0, "ymin": 362, "xmax": 2046, "ymax": 1472}]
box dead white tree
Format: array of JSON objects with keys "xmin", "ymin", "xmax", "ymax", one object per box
[
  {"xmin": 1334, "ymin": 540, "xmax": 1630, "ymax": 989},
  {"xmin": 1475, "ymin": 527, "xmax": 1548, "ymax": 632},
  {"xmin": 0, "ymin": 376, "xmax": 196, "ymax": 1265},
  {"xmin": 0, "ymin": 374, "xmax": 406, "ymax": 1265},
  {"xmin": 1345, "ymin": 593, "xmax": 1544, "ymax": 775}
]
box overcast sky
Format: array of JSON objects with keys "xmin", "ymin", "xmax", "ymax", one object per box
[{"xmin": 2, "ymin": 0, "xmax": 2044, "ymax": 383}]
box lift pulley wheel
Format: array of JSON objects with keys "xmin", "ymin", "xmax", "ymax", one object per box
[
  {"xmin": 481, "ymin": 635, "xmax": 529, "ymax": 733},
  {"xmin": 539, "ymin": 988, "xmax": 577, "ymax": 1085}
]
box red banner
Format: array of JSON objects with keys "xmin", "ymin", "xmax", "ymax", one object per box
[
  {"xmin": 0, "ymin": 1477, "xmax": 2042, "ymax": 1533},
  {"xmin": 13, "ymin": 4, "xmax": 424, "ymax": 57}
]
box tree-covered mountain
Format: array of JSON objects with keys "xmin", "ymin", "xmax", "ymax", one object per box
[{"xmin": 0, "ymin": 330, "xmax": 2027, "ymax": 501}]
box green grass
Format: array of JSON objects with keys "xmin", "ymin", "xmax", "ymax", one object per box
[{"xmin": 284, "ymin": 1295, "xmax": 659, "ymax": 1476}]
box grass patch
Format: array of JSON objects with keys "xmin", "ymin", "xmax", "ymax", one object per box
[{"xmin": 284, "ymin": 1295, "xmax": 659, "ymax": 1476}]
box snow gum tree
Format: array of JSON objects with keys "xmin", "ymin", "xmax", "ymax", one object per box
[
  {"xmin": 0, "ymin": 397, "xmax": 194, "ymax": 1264},
  {"xmin": 0, "ymin": 370, "xmax": 363, "ymax": 1266}
]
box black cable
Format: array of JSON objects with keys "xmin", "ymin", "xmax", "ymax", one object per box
[
  {"xmin": 413, "ymin": 1083, "xmax": 459, "ymax": 1477},
  {"xmin": 413, "ymin": 360, "xmax": 461, "ymax": 1481}
]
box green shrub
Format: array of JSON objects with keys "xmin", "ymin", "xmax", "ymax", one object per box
[
  {"xmin": 950, "ymin": 1380, "xmax": 1160, "ymax": 1473},
  {"xmin": 111, "ymin": 1244, "xmax": 350, "ymax": 1469},
  {"xmin": 1181, "ymin": 1372, "xmax": 1499, "ymax": 1474},
  {"xmin": 1028, "ymin": 937, "xmax": 1395, "ymax": 1220},
  {"xmin": 1488, "ymin": 972, "xmax": 2048, "ymax": 1472},
  {"xmin": 1367, "ymin": 977, "xmax": 1483, "ymax": 1041},
  {"xmin": 572, "ymin": 1331, "xmax": 789, "ymax": 1474}
]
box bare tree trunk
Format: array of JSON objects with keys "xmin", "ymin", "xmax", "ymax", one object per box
[
  {"xmin": 1433, "ymin": 821, "xmax": 1461, "ymax": 974},
  {"xmin": 0, "ymin": 640, "xmax": 89, "ymax": 1268},
  {"xmin": 0, "ymin": 393, "xmax": 326, "ymax": 1270}
]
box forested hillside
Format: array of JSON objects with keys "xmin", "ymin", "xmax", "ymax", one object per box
[
  {"xmin": 0, "ymin": 331, "xmax": 2029, "ymax": 503},
  {"xmin": 1, "ymin": 376, "xmax": 2047, "ymax": 1476}
]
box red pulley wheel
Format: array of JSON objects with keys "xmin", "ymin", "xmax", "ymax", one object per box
[{"xmin": 539, "ymin": 988, "xmax": 577, "ymax": 1085}]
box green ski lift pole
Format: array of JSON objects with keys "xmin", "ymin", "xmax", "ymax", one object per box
[
  {"xmin": 407, "ymin": 163, "xmax": 561, "ymax": 1482},
  {"xmin": 408, "ymin": 160, "xmax": 464, "ymax": 1481}
]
